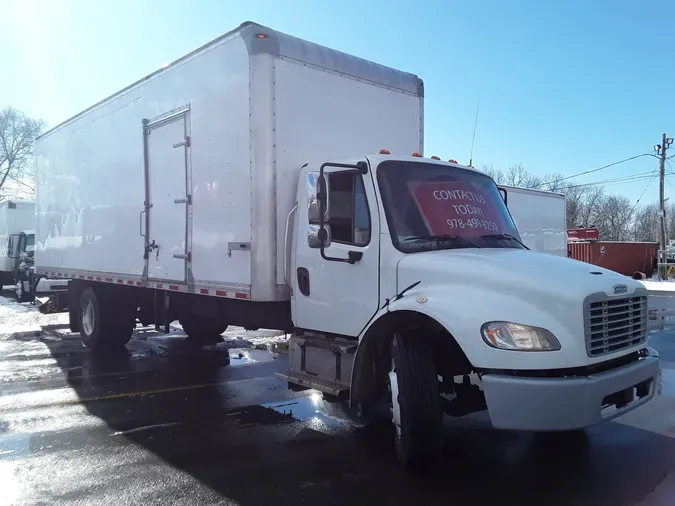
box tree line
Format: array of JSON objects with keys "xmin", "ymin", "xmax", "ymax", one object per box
[
  {"xmin": 0, "ymin": 106, "xmax": 666, "ymax": 243},
  {"xmin": 484, "ymin": 164, "xmax": 666, "ymax": 243}
]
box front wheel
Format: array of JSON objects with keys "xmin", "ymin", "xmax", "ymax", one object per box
[
  {"xmin": 389, "ymin": 333, "xmax": 443, "ymax": 470},
  {"xmin": 15, "ymin": 279, "xmax": 31, "ymax": 303}
]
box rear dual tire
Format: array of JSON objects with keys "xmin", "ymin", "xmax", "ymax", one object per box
[
  {"xmin": 79, "ymin": 287, "xmax": 136, "ymax": 350},
  {"xmin": 179, "ymin": 315, "xmax": 227, "ymax": 346}
]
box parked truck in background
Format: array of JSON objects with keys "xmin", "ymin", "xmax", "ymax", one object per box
[
  {"xmin": 500, "ymin": 186, "xmax": 567, "ymax": 256},
  {"xmin": 0, "ymin": 200, "xmax": 67, "ymax": 301},
  {"xmin": 34, "ymin": 21, "xmax": 659, "ymax": 469}
]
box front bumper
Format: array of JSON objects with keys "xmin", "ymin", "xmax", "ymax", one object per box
[{"xmin": 481, "ymin": 348, "xmax": 659, "ymax": 431}]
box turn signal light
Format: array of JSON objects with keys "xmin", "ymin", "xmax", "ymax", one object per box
[
  {"xmin": 379, "ymin": 149, "xmax": 391, "ymax": 154},
  {"xmin": 412, "ymin": 152, "xmax": 423, "ymax": 157},
  {"xmin": 431, "ymin": 155, "xmax": 441, "ymax": 160}
]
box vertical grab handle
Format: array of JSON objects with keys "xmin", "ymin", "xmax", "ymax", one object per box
[
  {"xmin": 139, "ymin": 209, "xmax": 147, "ymax": 237},
  {"xmin": 284, "ymin": 203, "xmax": 298, "ymax": 287}
]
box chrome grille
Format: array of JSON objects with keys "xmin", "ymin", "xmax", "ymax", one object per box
[{"xmin": 584, "ymin": 295, "xmax": 648, "ymax": 357}]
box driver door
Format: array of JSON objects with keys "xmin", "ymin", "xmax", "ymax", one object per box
[{"xmin": 292, "ymin": 165, "xmax": 380, "ymax": 337}]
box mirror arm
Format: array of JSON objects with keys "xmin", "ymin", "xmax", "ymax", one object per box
[{"xmin": 318, "ymin": 161, "xmax": 368, "ymax": 264}]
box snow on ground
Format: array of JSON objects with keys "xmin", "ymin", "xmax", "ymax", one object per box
[
  {"xmin": 0, "ymin": 287, "xmax": 288, "ymax": 348},
  {"xmin": 641, "ymin": 280, "xmax": 675, "ymax": 292}
]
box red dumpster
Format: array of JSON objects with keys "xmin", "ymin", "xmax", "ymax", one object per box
[{"xmin": 567, "ymin": 241, "xmax": 658, "ymax": 277}]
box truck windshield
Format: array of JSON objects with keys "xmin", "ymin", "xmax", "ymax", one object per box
[{"xmin": 377, "ymin": 160, "xmax": 524, "ymax": 253}]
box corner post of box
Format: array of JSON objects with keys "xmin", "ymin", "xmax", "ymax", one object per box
[
  {"xmin": 141, "ymin": 118, "xmax": 151, "ymax": 278},
  {"xmin": 244, "ymin": 24, "xmax": 280, "ymax": 301}
]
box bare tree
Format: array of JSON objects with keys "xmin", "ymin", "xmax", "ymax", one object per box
[
  {"xmin": 595, "ymin": 194, "xmax": 633, "ymax": 241},
  {"xmin": 0, "ymin": 107, "xmax": 45, "ymax": 201},
  {"xmin": 633, "ymin": 203, "xmax": 659, "ymax": 242},
  {"xmin": 482, "ymin": 164, "xmax": 504, "ymax": 184}
]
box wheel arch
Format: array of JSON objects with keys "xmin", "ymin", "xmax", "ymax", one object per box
[{"xmin": 350, "ymin": 308, "xmax": 473, "ymax": 408}]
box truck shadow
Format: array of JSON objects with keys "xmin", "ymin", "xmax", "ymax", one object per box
[{"xmin": 42, "ymin": 329, "xmax": 675, "ymax": 506}]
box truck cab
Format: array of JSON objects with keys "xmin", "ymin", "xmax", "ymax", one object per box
[
  {"xmin": 11, "ymin": 229, "xmax": 68, "ymax": 302},
  {"xmin": 282, "ymin": 153, "xmax": 659, "ymax": 468}
]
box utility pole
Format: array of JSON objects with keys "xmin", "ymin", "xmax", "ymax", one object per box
[{"xmin": 657, "ymin": 134, "xmax": 674, "ymax": 279}]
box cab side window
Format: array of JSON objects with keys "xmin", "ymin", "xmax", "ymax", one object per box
[{"xmin": 328, "ymin": 172, "xmax": 371, "ymax": 246}]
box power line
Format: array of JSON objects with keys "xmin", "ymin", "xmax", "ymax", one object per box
[
  {"xmin": 563, "ymin": 170, "xmax": 661, "ymax": 189},
  {"xmin": 630, "ymin": 167, "xmax": 660, "ymax": 216},
  {"xmin": 667, "ymin": 160, "xmax": 675, "ymax": 193},
  {"xmin": 535, "ymin": 153, "xmax": 654, "ymax": 188}
]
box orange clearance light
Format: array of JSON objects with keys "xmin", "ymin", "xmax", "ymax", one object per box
[
  {"xmin": 430, "ymin": 155, "xmax": 441, "ymax": 160},
  {"xmin": 379, "ymin": 149, "xmax": 391, "ymax": 154},
  {"xmin": 412, "ymin": 152, "xmax": 423, "ymax": 157},
  {"xmin": 256, "ymin": 33, "xmax": 268, "ymax": 39},
  {"xmin": 448, "ymin": 159, "xmax": 458, "ymax": 164}
]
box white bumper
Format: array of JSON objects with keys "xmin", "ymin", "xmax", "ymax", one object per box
[{"xmin": 481, "ymin": 349, "xmax": 659, "ymax": 431}]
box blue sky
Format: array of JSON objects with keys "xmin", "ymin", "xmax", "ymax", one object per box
[{"xmin": 2, "ymin": 0, "xmax": 673, "ymax": 204}]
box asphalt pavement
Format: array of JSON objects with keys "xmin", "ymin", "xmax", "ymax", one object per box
[{"xmin": 2, "ymin": 290, "xmax": 675, "ymax": 506}]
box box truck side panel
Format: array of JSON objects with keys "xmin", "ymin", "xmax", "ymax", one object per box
[
  {"xmin": 505, "ymin": 187, "xmax": 567, "ymax": 256},
  {"xmin": 36, "ymin": 35, "xmax": 252, "ymax": 286},
  {"xmin": 273, "ymin": 59, "xmax": 423, "ymax": 289}
]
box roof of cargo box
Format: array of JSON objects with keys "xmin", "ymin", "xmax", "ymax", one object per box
[{"xmin": 38, "ymin": 21, "xmax": 423, "ymax": 140}]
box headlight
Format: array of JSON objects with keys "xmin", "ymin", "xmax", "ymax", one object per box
[{"xmin": 481, "ymin": 322, "xmax": 561, "ymax": 351}]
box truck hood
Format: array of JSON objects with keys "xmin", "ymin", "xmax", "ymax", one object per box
[
  {"xmin": 395, "ymin": 248, "xmax": 648, "ymax": 370},
  {"xmin": 397, "ymin": 248, "xmax": 640, "ymax": 301}
]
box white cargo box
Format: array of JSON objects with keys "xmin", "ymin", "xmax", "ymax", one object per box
[
  {"xmin": 35, "ymin": 21, "xmax": 424, "ymax": 302},
  {"xmin": 501, "ymin": 185, "xmax": 567, "ymax": 256},
  {"xmin": 0, "ymin": 200, "xmax": 34, "ymax": 276}
]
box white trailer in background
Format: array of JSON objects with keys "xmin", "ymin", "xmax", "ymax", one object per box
[
  {"xmin": 500, "ymin": 185, "xmax": 567, "ymax": 256},
  {"xmin": 35, "ymin": 21, "xmax": 658, "ymax": 470}
]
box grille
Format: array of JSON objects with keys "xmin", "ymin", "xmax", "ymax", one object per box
[{"xmin": 584, "ymin": 295, "xmax": 648, "ymax": 357}]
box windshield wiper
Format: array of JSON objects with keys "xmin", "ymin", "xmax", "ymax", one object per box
[
  {"xmin": 480, "ymin": 233, "xmax": 529, "ymax": 250},
  {"xmin": 403, "ymin": 234, "xmax": 482, "ymax": 249}
]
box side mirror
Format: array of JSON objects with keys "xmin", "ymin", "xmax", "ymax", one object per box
[
  {"xmin": 308, "ymin": 224, "xmax": 331, "ymax": 248},
  {"xmin": 498, "ymin": 187, "xmax": 508, "ymax": 205},
  {"xmin": 307, "ymin": 172, "xmax": 330, "ymax": 223}
]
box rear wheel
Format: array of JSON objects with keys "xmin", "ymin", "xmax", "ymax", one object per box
[
  {"xmin": 79, "ymin": 287, "xmax": 135, "ymax": 350},
  {"xmin": 388, "ymin": 332, "xmax": 443, "ymax": 470},
  {"xmin": 179, "ymin": 315, "xmax": 227, "ymax": 345}
]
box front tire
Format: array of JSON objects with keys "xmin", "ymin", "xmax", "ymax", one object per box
[
  {"xmin": 389, "ymin": 333, "xmax": 443, "ymax": 470},
  {"xmin": 79, "ymin": 287, "xmax": 135, "ymax": 350},
  {"xmin": 15, "ymin": 279, "xmax": 31, "ymax": 303}
]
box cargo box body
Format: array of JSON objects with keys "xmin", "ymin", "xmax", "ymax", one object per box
[{"xmin": 35, "ymin": 22, "xmax": 424, "ymax": 302}]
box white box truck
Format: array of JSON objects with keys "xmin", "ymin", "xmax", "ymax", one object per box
[
  {"xmin": 35, "ymin": 22, "xmax": 658, "ymax": 469},
  {"xmin": 1, "ymin": 200, "xmax": 67, "ymax": 301},
  {"xmin": 0, "ymin": 200, "xmax": 34, "ymax": 287},
  {"xmin": 500, "ymin": 185, "xmax": 567, "ymax": 256}
]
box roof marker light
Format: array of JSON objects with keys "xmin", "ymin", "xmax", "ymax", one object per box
[
  {"xmin": 412, "ymin": 152, "xmax": 423, "ymax": 157},
  {"xmin": 379, "ymin": 149, "xmax": 390, "ymax": 154},
  {"xmin": 430, "ymin": 156, "xmax": 441, "ymax": 160},
  {"xmin": 448, "ymin": 159, "xmax": 458, "ymax": 163}
]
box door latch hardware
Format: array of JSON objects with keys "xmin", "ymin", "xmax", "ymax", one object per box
[{"xmin": 173, "ymin": 195, "xmax": 192, "ymax": 204}]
